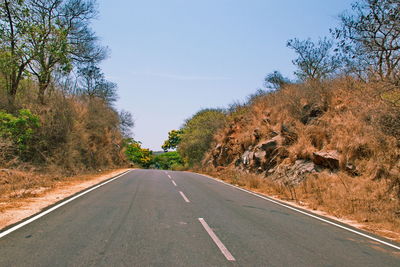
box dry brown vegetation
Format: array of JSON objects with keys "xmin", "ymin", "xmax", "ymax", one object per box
[
  {"xmin": 0, "ymin": 0, "xmax": 131, "ymax": 203},
  {"xmin": 0, "ymin": 79, "xmax": 130, "ymax": 207},
  {"xmin": 0, "ymin": 168, "xmax": 128, "ymax": 212},
  {"xmin": 0, "ymin": 168, "xmax": 129, "ymax": 230},
  {"xmin": 0, "ymin": 82, "xmax": 127, "ymax": 171},
  {"xmin": 203, "ymin": 78, "xmax": 400, "ymax": 240}
]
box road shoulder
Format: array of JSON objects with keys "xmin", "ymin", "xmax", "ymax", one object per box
[
  {"xmin": 0, "ymin": 168, "xmax": 130, "ymax": 231},
  {"xmin": 191, "ymin": 171, "xmax": 400, "ymax": 244}
]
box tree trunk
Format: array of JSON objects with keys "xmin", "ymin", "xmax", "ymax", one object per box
[
  {"xmin": 37, "ymin": 74, "xmax": 51, "ymax": 105},
  {"xmin": 7, "ymin": 76, "xmax": 18, "ymax": 109},
  {"xmin": 38, "ymin": 82, "xmax": 47, "ymax": 105}
]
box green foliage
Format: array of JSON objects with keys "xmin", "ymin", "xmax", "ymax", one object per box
[
  {"xmin": 162, "ymin": 129, "xmax": 183, "ymax": 151},
  {"xmin": 0, "ymin": 109, "xmax": 40, "ymax": 155},
  {"xmin": 152, "ymin": 151, "xmax": 184, "ymax": 170},
  {"xmin": 0, "ymin": 0, "xmax": 35, "ymax": 103},
  {"xmin": 0, "ymin": 0, "xmax": 103, "ymax": 105},
  {"xmin": 124, "ymin": 140, "xmax": 152, "ymax": 168},
  {"xmin": 178, "ymin": 109, "xmax": 226, "ymax": 166}
]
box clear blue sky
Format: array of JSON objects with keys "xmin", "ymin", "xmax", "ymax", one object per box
[{"xmin": 93, "ymin": 0, "xmax": 353, "ymax": 150}]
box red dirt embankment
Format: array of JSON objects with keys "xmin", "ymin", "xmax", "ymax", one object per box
[{"xmin": 0, "ymin": 168, "xmax": 129, "ymax": 230}]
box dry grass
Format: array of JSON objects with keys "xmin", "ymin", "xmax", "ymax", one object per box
[
  {"xmin": 202, "ymin": 77, "xmax": 400, "ymax": 241},
  {"xmin": 0, "ymin": 168, "xmax": 126, "ymax": 212},
  {"xmin": 204, "ymin": 167, "xmax": 400, "ymax": 242},
  {"xmin": 0, "ymin": 80, "xmax": 128, "ymax": 174}
]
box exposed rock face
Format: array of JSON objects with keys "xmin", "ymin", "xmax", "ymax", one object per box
[
  {"xmin": 312, "ymin": 150, "xmax": 340, "ymax": 170},
  {"xmin": 209, "ymin": 124, "xmax": 343, "ymax": 183},
  {"xmin": 211, "ymin": 131, "xmax": 291, "ymax": 173},
  {"xmin": 270, "ymin": 160, "xmax": 319, "ymax": 185},
  {"xmin": 259, "ymin": 139, "xmax": 277, "ymax": 155},
  {"xmin": 241, "ymin": 150, "xmax": 252, "ymax": 166},
  {"xmin": 301, "ymin": 104, "xmax": 325, "ymax": 124},
  {"xmin": 281, "ymin": 124, "xmax": 298, "ymax": 145}
]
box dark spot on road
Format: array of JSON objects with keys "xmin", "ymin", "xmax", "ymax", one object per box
[{"xmin": 25, "ymin": 235, "xmax": 32, "ymax": 238}]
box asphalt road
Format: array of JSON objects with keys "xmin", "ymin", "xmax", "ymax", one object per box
[{"xmin": 0, "ymin": 169, "xmax": 399, "ymax": 266}]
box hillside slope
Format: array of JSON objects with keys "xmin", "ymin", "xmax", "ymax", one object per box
[{"xmin": 203, "ymin": 78, "xmax": 400, "ymax": 237}]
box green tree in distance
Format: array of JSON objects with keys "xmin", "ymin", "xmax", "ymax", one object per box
[
  {"xmin": 162, "ymin": 129, "xmax": 183, "ymax": 152},
  {"xmin": 124, "ymin": 140, "xmax": 152, "ymax": 168},
  {"xmin": 152, "ymin": 151, "xmax": 184, "ymax": 170},
  {"xmin": 178, "ymin": 109, "xmax": 226, "ymax": 166}
]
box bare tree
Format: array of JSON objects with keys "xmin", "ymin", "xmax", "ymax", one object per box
[
  {"xmin": 287, "ymin": 37, "xmax": 341, "ymax": 81},
  {"xmin": 333, "ymin": 0, "xmax": 400, "ymax": 85},
  {"xmin": 78, "ymin": 63, "xmax": 118, "ymax": 104},
  {"xmin": 119, "ymin": 110, "xmax": 134, "ymax": 137},
  {"xmin": 264, "ymin": 70, "xmax": 291, "ymax": 90}
]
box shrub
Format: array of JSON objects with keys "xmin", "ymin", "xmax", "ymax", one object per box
[
  {"xmin": 152, "ymin": 151, "xmax": 184, "ymax": 170},
  {"xmin": 124, "ymin": 140, "xmax": 152, "ymax": 168},
  {"xmin": 0, "ymin": 109, "xmax": 40, "ymax": 157},
  {"xmin": 178, "ymin": 109, "xmax": 226, "ymax": 166}
]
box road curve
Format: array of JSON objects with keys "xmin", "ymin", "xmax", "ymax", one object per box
[{"xmin": 0, "ymin": 169, "xmax": 399, "ymax": 266}]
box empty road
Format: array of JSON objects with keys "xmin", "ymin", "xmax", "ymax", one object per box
[{"xmin": 0, "ymin": 169, "xmax": 399, "ymax": 266}]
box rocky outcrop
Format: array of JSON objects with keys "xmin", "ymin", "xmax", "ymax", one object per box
[
  {"xmin": 300, "ymin": 104, "xmax": 325, "ymax": 124},
  {"xmin": 280, "ymin": 124, "xmax": 298, "ymax": 145},
  {"xmin": 270, "ymin": 160, "xmax": 320, "ymax": 185},
  {"xmin": 209, "ymin": 123, "xmax": 346, "ymax": 184},
  {"xmin": 312, "ymin": 150, "xmax": 339, "ymax": 170}
]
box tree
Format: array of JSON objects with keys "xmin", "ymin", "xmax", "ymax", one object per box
[
  {"xmin": 0, "ymin": 0, "xmax": 34, "ymax": 106},
  {"xmin": 119, "ymin": 110, "xmax": 134, "ymax": 137},
  {"xmin": 152, "ymin": 151, "xmax": 184, "ymax": 170},
  {"xmin": 264, "ymin": 70, "xmax": 291, "ymax": 90},
  {"xmin": 77, "ymin": 63, "xmax": 118, "ymax": 103},
  {"xmin": 162, "ymin": 129, "xmax": 183, "ymax": 151},
  {"xmin": 287, "ymin": 37, "xmax": 341, "ymax": 81},
  {"xmin": 178, "ymin": 109, "xmax": 226, "ymax": 166},
  {"xmin": 0, "ymin": 0, "xmax": 105, "ymax": 105},
  {"xmin": 333, "ymin": 0, "xmax": 400, "ymax": 84},
  {"xmin": 124, "ymin": 140, "xmax": 152, "ymax": 168},
  {"xmin": 26, "ymin": 0, "xmax": 105, "ymax": 104}
]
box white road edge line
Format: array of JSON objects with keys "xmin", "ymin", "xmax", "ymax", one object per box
[
  {"xmin": 171, "ymin": 180, "xmax": 177, "ymax": 187},
  {"xmin": 179, "ymin": 191, "xmax": 190, "ymax": 203},
  {"xmin": 168, "ymin": 175, "xmax": 172, "ymax": 179},
  {"xmin": 198, "ymin": 218, "xmax": 236, "ymax": 261},
  {"xmin": 196, "ymin": 173, "xmax": 400, "ymax": 251},
  {"xmin": 0, "ymin": 170, "xmax": 132, "ymax": 239}
]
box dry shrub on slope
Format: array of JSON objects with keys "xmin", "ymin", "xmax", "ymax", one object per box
[
  {"xmin": 0, "ymin": 84, "xmax": 127, "ymax": 175},
  {"xmin": 205, "ymin": 78, "xmax": 400, "ymax": 235}
]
